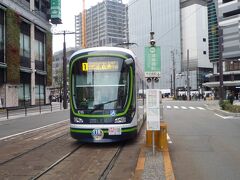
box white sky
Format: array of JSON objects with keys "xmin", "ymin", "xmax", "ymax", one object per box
[{"xmin": 52, "ymin": 0, "xmax": 128, "ymax": 53}]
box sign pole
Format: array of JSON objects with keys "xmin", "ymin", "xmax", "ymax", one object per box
[{"xmin": 152, "ymin": 80, "xmax": 155, "ymax": 155}]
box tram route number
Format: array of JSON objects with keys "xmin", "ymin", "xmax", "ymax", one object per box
[{"xmin": 108, "ymin": 127, "xmax": 121, "ymax": 135}]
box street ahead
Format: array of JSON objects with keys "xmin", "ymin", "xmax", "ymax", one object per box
[{"xmin": 164, "ymin": 100, "xmax": 240, "ymax": 180}]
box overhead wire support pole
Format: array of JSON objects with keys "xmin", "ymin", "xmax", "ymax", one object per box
[
  {"xmin": 54, "ymin": 31, "xmax": 75, "ymax": 109},
  {"xmin": 218, "ymin": 26, "xmax": 224, "ymax": 102},
  {"xmin": 171, "ymin": 50, "xmax": 176, "ymax": 99},
  {"xmin": 82, "ymin": 0, "xmax": 86, "ymax": 48},
  {"xmin": 187, "ymin": 49, "xmax": 190, "ymax": 101},
  {"xmin": 149, "ymin": 0, "xmax": 153, "ymax": 32}
]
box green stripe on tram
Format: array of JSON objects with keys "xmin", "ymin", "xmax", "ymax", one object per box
[{"xmin": 70, "ymin": 126, "xmax": 137, "ymax": 134}]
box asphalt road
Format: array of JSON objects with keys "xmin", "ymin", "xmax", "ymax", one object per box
[
  {"xmin": 163, "ymin": 100, "xmax": 240, "ymax": 180},
  {"xmin": 0, "ymin": 109, "xmax": 69, "ymax": 139}
]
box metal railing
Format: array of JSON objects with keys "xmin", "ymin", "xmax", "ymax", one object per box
[{"xmin": 0, "ymin": 102, "xmax": 63, "ymax": 119}]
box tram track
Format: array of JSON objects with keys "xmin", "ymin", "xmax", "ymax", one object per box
[
  {"xmin": 0, "ymin": 133, "xmax": 68, "ymax": 166},
  {"xmin": 31, "ymin": 143, "xmax": 84, "ymax": 180},
  {"xmin": 98, "ymin": 143, "xmax": 125, "ymax": 180},
  {"xmin": 0, "ymin": 123, "xmax": 69, "ymax": 165}
]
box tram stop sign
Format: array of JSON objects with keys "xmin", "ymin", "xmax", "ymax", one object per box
[{"xmin": 144, "ymin": 46, "xmax": 161, "ymax": 78}]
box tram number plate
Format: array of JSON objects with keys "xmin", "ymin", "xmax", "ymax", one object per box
[{"xmin": 108, "ymin": 127, "xmax": 121, "ymax": 135}]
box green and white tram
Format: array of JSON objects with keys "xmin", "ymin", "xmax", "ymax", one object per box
[{"xmin": 69, "ymin": 47, "xmax": 146, "ymax": 142}]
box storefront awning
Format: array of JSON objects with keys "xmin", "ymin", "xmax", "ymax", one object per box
[{"xmin": 202, "ymin": 80, "xmax": 240, "ymax": 88}]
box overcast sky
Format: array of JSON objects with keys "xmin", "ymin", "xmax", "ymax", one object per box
[{"xmin": 52, "ymin": 0, "xmax": 128, "ymax": 53}]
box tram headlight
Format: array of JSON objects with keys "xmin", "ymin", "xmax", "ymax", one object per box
[
  {"xmin": 73, "ymin": 117, "xmax": 84, "ymax": 123},
  {"xmin": 114, "ymin": 117, "xmax": 126, "ymax": 123}
]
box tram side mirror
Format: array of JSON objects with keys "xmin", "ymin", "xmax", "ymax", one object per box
[{"xmin": 125, "ymin": 58, "xmax": 133, "ymax": 65}]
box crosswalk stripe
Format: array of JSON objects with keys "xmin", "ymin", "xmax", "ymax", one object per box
[
  {"xmin": 189, "ymin": 107, "xmax": 195, "ymax": 110},
  {"xmin": 196, "ymin": 107, "xmax": 205, "ymax": 110},
  {"xmin": 181, "ymin": 106, "xmax": 187, "ymax": 109},
  {"xmin": 173, "ymin": 106, "xmax": 179, "ymax": 109}
]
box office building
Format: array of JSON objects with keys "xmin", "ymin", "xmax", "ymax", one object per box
[
  {"xmin": 128, "ymin": 0, "xmax": 182, "ymax": 90},
  {"xmin": 0, "ymin": 0, "xmax": 52, "ymax": 107},
  {"xmin": 204, "ymin": 0, "xmax": 240, "ymax": 99},
  {"xmin": 52, "ymin": 47, "xmax": 79, "ymax": 88},
  {"xmin": 75, "ymin": 0, "xmax": 127, "ymax": 48},
  {"xmin": 180, "ymin": 0, "xmax": 212, "ymax": 92}
]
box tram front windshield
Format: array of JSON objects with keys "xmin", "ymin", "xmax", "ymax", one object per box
[{"xmin": 72, "ymin": 57, "xmax": 129, "ymax": 113}]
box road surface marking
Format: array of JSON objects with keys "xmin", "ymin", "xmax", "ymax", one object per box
[
  {"xmin": 215, "ymin": 113, "xmax": 233, "ymax": 119},
  {"xmin": 197, "ymin": 107, "xmax": 205, "ymax": 110},
  {"xmin": 173, "ymin": 106, "xmax": 179, "ymax": 109},
  {"xmin": 166, "ymin": 106, "xmax": 171, "ymax": 109},
  {"xmin": 167, "ymin": 133, "xmax": 173, "ymax": 144},
  {"xmin": 0, "ymin": 119, "xmax": 69, "ymax": 141},
  {"xmin": 181, "ymin": 106, "xmax": 187, "ymax": 110},
  {"xmin": 189, "ymin": 106, "xmax": 195, "ymax": 109}
]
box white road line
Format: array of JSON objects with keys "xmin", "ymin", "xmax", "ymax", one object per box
[
  {"xmin": 0, "ymin": 119, "xmax": 69, "ymax": 141},
  {"xmin": 215, "ymin": 113, "xmax": 233, "ymax": 119},
  {"xmin": 173, "ymin": 106, "xmax": 179, "ymax": 109},
  {"xmin": 197, "ymin": 107, "xmax": 205, "ymax": 110},
  {"xmin": 181, "ymin": 106, "xmax": 187, "ymax": 110},
  {"xmin": 189, "ymin": 107, "xmax": 195, "ymax": 110},
  {"xmin": 167, "ymin": 133, "xmax": 173, "ymax": 144},
  {"xmin": 166, "ymin": 106, "xmax": 171, "ymax": 109}
]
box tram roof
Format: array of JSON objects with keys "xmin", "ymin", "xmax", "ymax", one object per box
[{"xmin": 70, "ymin": 47, "xmax": 136, "ymax": 60}]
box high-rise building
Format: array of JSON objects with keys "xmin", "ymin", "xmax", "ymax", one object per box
[
  {"xmin": 75, "ymin": 0, "xmax": 127, "ymax": 48},
  {"xmin": 0, "ymin": 0, "xmax": 52, "ymax": 107},
  {"xmin": 180, "ymin": 0, "xmax": 212, "ymax": 92},
  {"xmin": 128, "ymin": 0, "xmax": 181, "ymax": 90},
  {"xmin": 207, "ymin": 0, "xmax": 219, "ymax": 62},
  {"xmin": 204, "ymin": 0, "xmax": 240, "ymax": 99}
]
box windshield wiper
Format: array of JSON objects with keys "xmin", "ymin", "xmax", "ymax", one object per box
[{"xmin": 90, "ymin": 99, "xmax": 118, "ymax": 113}]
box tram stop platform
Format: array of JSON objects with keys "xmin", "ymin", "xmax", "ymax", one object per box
[{"xmin": 134, "ymin": 122, "xmax": 175, "ymax": 180}]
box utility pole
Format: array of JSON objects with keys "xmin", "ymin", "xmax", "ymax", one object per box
[
  {"xmin": 187, "ymin": 49, "xmax": 190, "ymax": 101},
  {"xmin": 171, "ymin": 50, "xmax": 176, "ymax": 99},
  {"xmin": 218, "ymin": 27, "xmax": 224, "ymax": 102},
  {"xmin": 170, "ymin": 74, "xmax": 173, "ymax": 96},
  {"xmin": 54, "ymin": 31, "xmax": 75, "ymax": 109}
]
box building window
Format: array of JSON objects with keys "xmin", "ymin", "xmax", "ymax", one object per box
[
  {"xmin": 20, "ymin": 21, "xmax": 30, "ymax": 67},
  {"xmin": 203, "ymin": 51, "xmax": 206, "ymax": 55},
  {"xmin": 223, "ymin": 0, "xmax": 234, "ymax": 3},
  {"xmin": 35, "ymin": 28, "xmax": 45, "ymax": 70},
  {"xmin": 0, "ymin": 10, "xmax": 4, "ymax": 62},
  {"xmin": 34, "ymin": 40, "xmax": 44, "ymax": 61}
]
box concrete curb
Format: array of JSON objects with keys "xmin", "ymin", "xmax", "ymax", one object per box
[
  {"xmin": 163, "ymin": 150, "xmax": 175, "ymax": 180},
  {"xmin": 204, "ymin": 104, "xmax": 240, "ymax": 117},
  {"xmin": 134, "ymin": 146, "xmax": 146, "ymax": 180}
]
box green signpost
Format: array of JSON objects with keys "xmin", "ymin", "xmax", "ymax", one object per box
[
  {"xmin": 51, "ymin": 0, "xmax": 62, "ymax": 24},
  {"xmin": 144, "ymin": 46, "xmax": 161, "ymax": 78}
]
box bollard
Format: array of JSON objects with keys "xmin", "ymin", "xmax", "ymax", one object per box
[{"xmin": 146, "ymin": 122, "xmax": 168, "ymax": 151}]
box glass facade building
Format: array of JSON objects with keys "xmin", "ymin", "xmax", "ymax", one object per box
[
  {"xmin": 128, "ymin": 0, "xmax": 181, "ymax": 89},
  {"xmin": 207, "ymin": 0, "xmax": 219, "ymax": 62}
]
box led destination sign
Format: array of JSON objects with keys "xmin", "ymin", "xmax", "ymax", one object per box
[{"xmin": 82, "ymin": 61, "xmax": 119, "ymax": 71}]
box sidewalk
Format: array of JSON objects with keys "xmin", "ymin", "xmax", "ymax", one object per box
[
  {"xmin": 204, "ymin": 100, "xmax": 240, "ymax": 117},
  {"xmin": 0, "ymin": 102, "xmax": 68, "ymax": 121}
]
